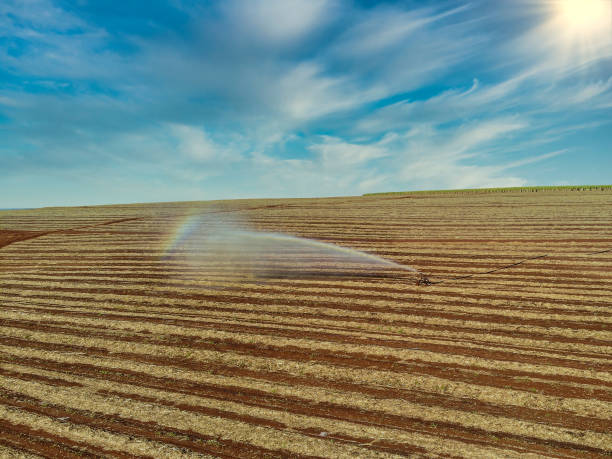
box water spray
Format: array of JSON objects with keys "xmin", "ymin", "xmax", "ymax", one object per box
[{"xmin": 163, "ymin": 213, "xmax": 427, "ymax": 284}]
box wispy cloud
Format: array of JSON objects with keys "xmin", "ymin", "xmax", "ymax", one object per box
[
  {"xmin": 222, "ymin": 0, "xmax": 335, "ymax": 44},
  {"xmin": 391, "ymin": 118, "xmax": 528, "ymax": 188},
  {"xmin": 565, "ymin": 77, "xmax": 612, "ymax": 105},
  {"xmin": 310, "ymin": 135, "xmax": 388, "ymax": 168},
  {"xmin": 168, "ymin": 124, "xmax": 236, "ymax": 162}
]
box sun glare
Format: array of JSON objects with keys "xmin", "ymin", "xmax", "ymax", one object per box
[
  {"xmin": 554, "ymin": 0, "xmax": 612, "ymax": 35},
  {"xmin": 535, "ymin": 0, "xmax": 612, "ymax": 70}
]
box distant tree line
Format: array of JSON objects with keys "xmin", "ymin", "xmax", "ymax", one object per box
[{"xmin": 364, "ymin": 185, "xmax": 612, "ymax": 196}]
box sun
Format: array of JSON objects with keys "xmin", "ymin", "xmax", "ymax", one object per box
[
  {"xmin": 537, "ymin": 0, "xmax": 612, "ymax": 69},
  {"xmin": 554, "ymin": 0, "xmax": 612, "ymax": 35}
]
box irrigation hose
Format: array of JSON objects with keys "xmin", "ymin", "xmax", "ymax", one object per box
[{"xmin": 418, "ymin": 247, "xmax": 612, "ymax": 286}]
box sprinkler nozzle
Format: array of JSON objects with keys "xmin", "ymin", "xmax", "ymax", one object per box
[{"xmin": 416, "ymin": 274, "xmax": 432, "ymax": 286}]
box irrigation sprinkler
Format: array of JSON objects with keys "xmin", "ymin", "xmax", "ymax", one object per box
[
  {"xmin": 164, "ymin": 215, "xmax": 435, "ymax": 285},
  {"xmin": 416, "ymin": 273, "xmax": 432, "ymax": 286}
]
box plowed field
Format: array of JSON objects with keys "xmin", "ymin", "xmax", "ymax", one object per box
[{"xmin": 0, "ymin": 190, "xmax": 611, "ymax": 458}]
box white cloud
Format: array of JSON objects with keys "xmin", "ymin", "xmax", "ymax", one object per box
[
  {"xmin": 168, "ymin": 124, "xmax": 231, "ymax": 162},
  {"xmin": 332, "ymin": 3, "xmax": 472, "ymax": 57},
  {"xmin": 444, "ymin": 118, "xmax": 526, "ymax": 156},
  {"xmin": 0, "ymin": 2, "xmax": 124, "ymax": 82},
  {"xmin": 326, "ymin": 4, "xmax": 482, "ymax": 98},
  {"xmin": 309, "ymin": 135, "xmax": 388, "ymax": 169},
  {"xmin": 413, "ymin": 162, "xmax": 527, "ymax": 189},
  {"xmin": 0, "ymin": 0, "xmax": 85, "ymax": 31},
  {"xmin": 0, "ymin": 95, "xmax": 20, "ymax": 107},
  {"xmin": 504, "ymin": 149, "xmax": 566, "ymax": 169},
  {"xmin": 357, "ymin": 174, "xmax": 390, "ymax": 192},
  {"xmin": 244, "ymin": 116, "xmax": 533, "ymax": 196},
  {"xmin": 278, "ymin": 62, "xmax": 383, "ymax": 120},
  {"xmin": 334, "ymin": 8, "xmax": 430, "ymax": 56},
  {"xmin": 245, "ymin": 136, "xmax": 391, "ymax": 197},
  {"xmin": 428, "ymin": 149, "xmax": 566, "ymax": 190},
  {"xmin": 566, "ymin": 78, "xmax": 612, "ymax": 104},
  {"xmin": 223, "ymin": 0, "xmax": 334, "ymax": 44},
  {"xmin": 355, "ymin": 75, "xmax": 532, "ymax": 134},
  {"xmin": 390, "ymin": 118, "xmax": 530, "ymax": 190}
]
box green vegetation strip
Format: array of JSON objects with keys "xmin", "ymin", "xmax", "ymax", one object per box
[{"xmin": 363, "ymin": 185, "xmax": 612, "ymax": 196}]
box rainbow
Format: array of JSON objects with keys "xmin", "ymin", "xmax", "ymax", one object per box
[
  {"xmin": 161, "ymin": 213, "xmax": 206, "ymax": 259},
  {"xmin": 161, "ymin": 213, "xmax": 419, "ymax": 275}
]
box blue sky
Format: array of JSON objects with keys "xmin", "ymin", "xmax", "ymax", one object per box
[{"xmin": 1, "ymin": 0, "xmax": 611, "ymax": 207}]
